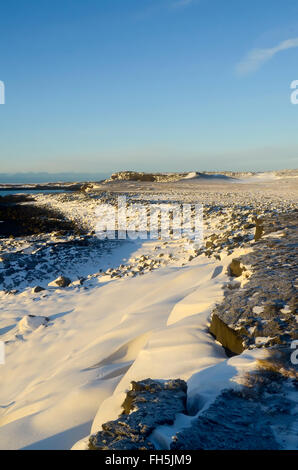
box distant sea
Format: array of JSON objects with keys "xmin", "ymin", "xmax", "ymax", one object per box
[
  {"xmin": 0, "ymin": 172, "xmax": 110, "ymax": 184},
  {"xmin": 0, "ymin": 189, "xmax": 68, "ymax": 197}
]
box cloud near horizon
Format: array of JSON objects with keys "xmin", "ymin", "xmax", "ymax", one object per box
[{"xmin": 236, "ymin": 38, "xmax": 298, "ymax": 75}]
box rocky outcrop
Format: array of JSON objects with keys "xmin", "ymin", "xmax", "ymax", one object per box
[
  {"xmin": 172, "ymin": 348, "xmax": 297, "ymax": 450},
  {"xmin": 105, "ymin": 171, "xmax": 267, "ymax": 183},
  {"xmin": 209, "ymin": 313, "xmax": 245, "ymax": 355},
  {"xmin": 88, "ymin": 379, "xmax": 187, "ymax": 450},
  {"xmin": 89, "ymin": 373, "xmax": 291, "ymax": 450},
  {"xmin": 171, "ymin": 389, "xmax": 280, "ymax": 450},
  {"xmin": 210, "ymin": 211, "xmax": 298, "ymax": 351},
  {"xmin": 107, "ymin": 171, "xmax": 187, "ymax": 183}
]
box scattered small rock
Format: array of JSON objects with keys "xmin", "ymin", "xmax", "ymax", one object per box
[{"xmin": 32, "ymin": 285, "xmax": 45, "ymax": 293}]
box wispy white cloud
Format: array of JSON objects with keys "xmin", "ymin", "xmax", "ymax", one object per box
[{"xmin": 236, "ymin": 38, "xmax": 298, "ymax": 75}]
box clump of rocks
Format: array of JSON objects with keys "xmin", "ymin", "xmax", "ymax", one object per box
[
  {"xmin": 172, "ymin": 348, "xmax": 298, "ymax": 450},
  {"xmin": 89, "ymin": 379, "xmax": 187, "ymax": 450},
  {"xmin": 88, "ymin": 361, "xmax": 297, "ymax": 450},
  {"xmin": 210, "ymin": 210, "xmax": 298, "ymax": 354}
]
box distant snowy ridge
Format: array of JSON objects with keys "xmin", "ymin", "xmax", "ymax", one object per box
[
  {"xmin": 104, "ymin": 171, "xmax": 238, "ymax": 183},
  {"xmin": 102, "ymin": 169, "xmax": 298, "ymax": 184}
]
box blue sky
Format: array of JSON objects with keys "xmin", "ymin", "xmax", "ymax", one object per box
[{"xmin": 0, "ymin": 0, "xmax": 298, "ymax": 173}]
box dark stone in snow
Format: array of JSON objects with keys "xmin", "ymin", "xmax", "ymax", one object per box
[{"xmin": 32, "ymin": 285, "xmax": 45, "ymax": 293}]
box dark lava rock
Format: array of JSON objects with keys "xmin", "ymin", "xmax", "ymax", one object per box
[
  {"xmin": 89, "ymin": 378, "xmax": 187, "ymax": 450},
  {"xmin": 171, "ymin": 389, "xmax": 280, "ymax": 450}
]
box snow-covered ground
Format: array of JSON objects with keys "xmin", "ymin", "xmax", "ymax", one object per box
[
  {"xmin": 0, "ymin": 174, "xmax": 297, "ymax": 450},
  {"xmin": 0, "ymin": 245, "xmax": 240, "ymax": 449}
]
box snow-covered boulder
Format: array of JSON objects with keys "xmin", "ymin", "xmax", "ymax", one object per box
[{"xmin": 18, "ymin": 315, "xmax": 49, "ymax": 335}]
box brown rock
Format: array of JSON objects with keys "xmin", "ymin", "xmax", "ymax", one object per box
[
  {"xmin": 209, "ymin": 313, "xmax": 245, "ymax": 355},
  {"xmin": 254, "ymin": 218, "xmax": 264, "ymax": 241},
  {"xmin": 228, "ymin": 259, "xmax": 245, "ymax": 277}
]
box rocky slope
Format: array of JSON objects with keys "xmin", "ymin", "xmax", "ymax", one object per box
[{"xmin": 210, "ymin": 210, "xmax": 298, "ymax": 355}]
